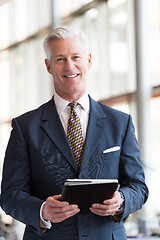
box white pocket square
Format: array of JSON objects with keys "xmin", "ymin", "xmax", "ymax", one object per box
[{"xmin": 103, "ymin": 146, "xmax": 121, "ymax": 154}]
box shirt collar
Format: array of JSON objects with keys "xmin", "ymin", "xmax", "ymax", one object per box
[
  {"xmin": 77, "ymin": 92, "xmax": 90, "ymax": 113},
  {"xmin": 54, "ymin": 91, "xmax": 90, "ymax": 116}
]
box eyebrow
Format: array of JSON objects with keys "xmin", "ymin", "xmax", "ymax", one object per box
[
  {"xmin": 72, "ymin": 52, "xmax": 81, "ymax": 55},
  {"xmin": 54, "ymin": 52, "xmax": 81, "ymax": 57},
  {"xmin": 54, "ymin": 55, "xmax": 64, "ymax": 58}
]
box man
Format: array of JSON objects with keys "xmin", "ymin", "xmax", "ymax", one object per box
[{"xmin": 0, "ymin": 26, "xmax": 148, "ymax": 240}]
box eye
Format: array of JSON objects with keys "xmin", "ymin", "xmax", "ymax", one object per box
[
  {"xmin": 73, "ymin": 55, "xmax": 81, "ymax": 60},
  {"xmin": 56, "ymin": 57, "xmax": 64, "ymax": 62}
]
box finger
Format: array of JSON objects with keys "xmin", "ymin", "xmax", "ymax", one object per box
[
  {"xmin": 103, "ymin": 191, "xmax": 121, "ymax": 205},
  {"xmin": 53, "ymin": 194, "xmax": 62, "ymax": 200},
  {"xmin": 103, "ymin": 197, "xmax": 118, "ymax": 205},
  {"xmin": 46, "ymin": 196, "xmax": 69, "ymax": 208},
  {"xmin": 52, "ymin": 204, "xmax": 79, "ymax": 213},
  {"xmin": 90, "ymin": 203, "xmax": 119, "ymax": 216},
  {"xmin": 52, "ymin": 207, "xmax": 80, "ymax": 223},
  {"xmin": 90, "ymin": 206, "xmax": 119, "ymax": 216},
  {"xmin": 90, "ymin": 207, "xmax": 110, "ymax": 216},
  {"xmin": 92, "ymin": 203, "xmax": 112, "ymax": 210},
  {"xmin": 43, "ymin": 196, "xmax": 69, "ymax": 221},
  {"xmin": 93, "ymin": 203, "xmax": 120, "ymax": 213},
  {"xmin": 43, "ymin": 202, "xmax": 79, "ymax": 222}
]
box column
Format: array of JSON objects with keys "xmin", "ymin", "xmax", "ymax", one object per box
[
  {"xmin": 134, "ymin": 0, "xmax": 152, "ymax": 235},
  {"xmin": 52, "ymin": 0, "xmax": 62, "ymax": 29}
]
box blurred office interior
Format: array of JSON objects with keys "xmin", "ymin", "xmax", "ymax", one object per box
[{"xmin": 0, "ymin": 0, "xmax": 160, "ymax": 239}]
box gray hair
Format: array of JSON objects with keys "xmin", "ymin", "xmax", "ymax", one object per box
[{"xmin": 43, "ymin": 26, "xmax": 89, "ymax": 60}]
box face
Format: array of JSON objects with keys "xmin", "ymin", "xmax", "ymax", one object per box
[{"xmin": 45, "ymin": 35, "xmax": 92, "ymax": 101}]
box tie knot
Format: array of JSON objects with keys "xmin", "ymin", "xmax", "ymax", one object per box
[{"xmin": 69, "ymin": 102, "xmax": 78, "ymax": 110}]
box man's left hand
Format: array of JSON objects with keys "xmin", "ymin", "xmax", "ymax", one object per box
[{"xmin": 90, "ymin": 191, "xmax": 122, "ymax": 216}]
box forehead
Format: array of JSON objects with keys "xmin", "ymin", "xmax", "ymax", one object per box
[{"xmin": 48, "ymin": 35, "xmax": 86, "ymax": 56}]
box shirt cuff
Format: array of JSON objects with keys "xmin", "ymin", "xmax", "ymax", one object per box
[{"xmin": 40, "ymin": 202, "xmax": 52, "ymax": 229}]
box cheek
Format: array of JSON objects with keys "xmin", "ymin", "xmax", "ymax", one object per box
[
  {"xmin": 51, "ymin": 68, "xmax": 63, "ymax": 80},
  {"xmin": 81, "ymin": 67, "xmax": 88, "ymax": 78},
  {"xmin": 50, "ymin": 62, "xmax": 62, "ymax": 74},
  {"xmin": 77, "ymin": 64, "xmax": 85, "ymax": 74}
]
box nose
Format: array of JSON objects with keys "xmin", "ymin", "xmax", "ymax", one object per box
[{"xmin": 64, "ymin": 58, "xmax": 75, "ymax": 71}]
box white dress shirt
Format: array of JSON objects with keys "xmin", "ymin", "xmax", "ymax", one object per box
[
  {"xmin": 40, "ymin": 92, "xmax": 90, "ymax": 229},
  {"xmin": 54, "ymin": 91, "xmax": 90, "ymax": 141}
]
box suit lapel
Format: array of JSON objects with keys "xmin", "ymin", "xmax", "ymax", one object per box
[
  {"xmin": 80, "ymin": 97, "xmax": 107, "ymax": 172},
  {"xmin": 40, "ymin": 98, "xmax": 78, "ymax": 172},
  {"xmin": 40, "ymin": 97, "xmax": 107, "ymax": 174}
]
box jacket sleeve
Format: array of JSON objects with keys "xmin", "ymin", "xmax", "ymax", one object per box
[
  {"xmin": 118, "ymin": 115, "xmax": 149, "ymax": 221},
  {"xmin": 0, "ymin": 118, "xmax": 44, "ymax": 236}
]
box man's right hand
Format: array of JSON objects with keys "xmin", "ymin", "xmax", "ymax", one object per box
[{"xmin": 42, "ymin": 194, "xmax": 80, "ymax": 223}]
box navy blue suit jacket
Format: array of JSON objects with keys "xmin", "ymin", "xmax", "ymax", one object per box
[{"xmin": 0, "ymin": 96, "xmax": 148, "ymax": 240}]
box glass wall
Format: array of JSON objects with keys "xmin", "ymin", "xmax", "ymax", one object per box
[
  {"xmin": 0, "ymin": 0, "xmax": 52, "ymax": 48},
  {"xmin": 148, "ymin": 0, "xmax": 160, "ymax": 86},
  {"xmin": 0, "ymin": 0, "xmax": 53, "ymax": 163}
]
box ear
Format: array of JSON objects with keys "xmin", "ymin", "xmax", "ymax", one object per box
[
  {"xmin": 45, "ymin": 59, "xmax": 52, "ymax": 74},
  {"xmin": 88, "ymin": 53, "xmax": 92, "ymax": 69}
]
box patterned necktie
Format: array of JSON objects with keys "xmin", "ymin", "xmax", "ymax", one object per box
[{"xmin": 67, "ymin": 102, "xmax": 84, "ymax": 169}]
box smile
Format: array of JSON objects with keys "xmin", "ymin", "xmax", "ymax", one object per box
[{"xmin": 63, "ymin": 74, "xmax": 79, "ymax": 78}]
